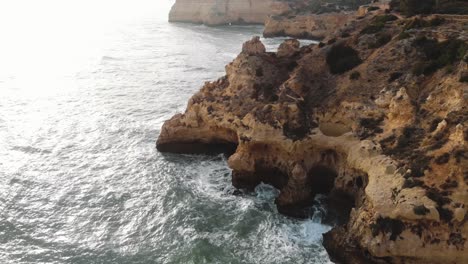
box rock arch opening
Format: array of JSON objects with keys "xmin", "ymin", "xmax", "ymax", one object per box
[
  {"xmin": 308, "ymin": 164, "xmax": 359, "ymax": 225},
  {"xmin": 308, "ymin": 165, "xmax": 338, "ymax": 195}
]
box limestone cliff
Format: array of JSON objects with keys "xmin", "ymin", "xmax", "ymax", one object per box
[
  {"xmin": 168, "ymin": 0, "xmax": 290, "ymax": 25},
  {"xmin": 158, "ymin": 9, "xmax": 468, "ymax": 264},
  {"xmin": 263, "ymin": 1, "xmax": 386, "ymax": 40},
  {"xmin": 264, "ymin": 12, "xmax": 353, "ymax": 40}
]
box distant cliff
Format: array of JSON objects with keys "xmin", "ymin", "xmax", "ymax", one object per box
[
  {"xmin": 168, "ymin": 0, "xmax": 290, "ymax": 26},
  {"xmin": 264, "ymin": 12, "xmax": 353, "ymax": 40},
  {"xmin": 263, "ymin": 1, "xmax": 387, "ymax": 40},
  {"xmin": 168, "ymin": 0, "xmax": 376, "ymax": 38}
]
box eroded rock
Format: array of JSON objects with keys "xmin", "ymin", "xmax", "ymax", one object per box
[
  {"xmin": 157, "ymin": 10, "xmax": 467, "ymax": 264},
  {"xmin": 241, "ymin": 36, "xmax": 266, "ymax": 55}
]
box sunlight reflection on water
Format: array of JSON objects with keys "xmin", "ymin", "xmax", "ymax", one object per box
[{"xmin": 0, "ymin": 1, "xmax": 330, "ymax": 263}]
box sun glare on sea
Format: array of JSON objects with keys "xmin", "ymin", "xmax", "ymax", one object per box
[{"xmin": 0, "ymin": 0, "xmax": 173, "ymax": 97}]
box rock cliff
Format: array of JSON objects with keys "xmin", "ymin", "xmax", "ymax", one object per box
[
  {"xmin": 263, "ymin": 1, "xmax": 386, "ymax": 40},
  {"xmin": 168, "ymin": 0, "xmax": 290, "ymax": 25},
  {"xmin": 158, "ymin": 9, "xmax": 468, "ymax": 264},
  {"xmin": 264, "ymin": 12, "xmax": 353, "ymax": 40}
]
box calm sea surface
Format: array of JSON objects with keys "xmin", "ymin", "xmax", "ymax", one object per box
[{"xmin": 0, "ymin": 1, "xmax": 330, "ymax": 263}]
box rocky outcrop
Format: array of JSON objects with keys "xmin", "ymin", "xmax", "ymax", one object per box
[
  {"xmin": 263, "ymin": 1, "xmax": 388, "ymax": 40},
  {"xmin": 264, "ymin": 12, "xmax": 354, "ymax": 40},
  {"xmin": 358, "ymin": 1, "xmax": 391, "ymax": 17},
  {"xmin": 168, "ymin": 0, "xmax": 290, "ymax": 25},
  {"xmin": 158, "ymin": 9, "xmax": 467, "ymax": 264}
]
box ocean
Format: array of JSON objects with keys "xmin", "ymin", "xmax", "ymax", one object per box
[{"xmin": 0, "ymin": 1, "xmax": 332, "ymax": 263}]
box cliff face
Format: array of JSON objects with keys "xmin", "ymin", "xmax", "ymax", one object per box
[
  {"xmin": 167, "ymin": 0, "xmax": 377, "ymax": 38},
  {"xmin": 168, "ymin": 0, "xmax": 290, "ymax": 25},
  {"xmin": 158, "ymin": 9, "xmax": 468, "ymax": 264},
  {"xmin": 264, "ymin": 12, "xmax": 353, "ymax": 40},
  {"xmin": 263, "ymin": 1, "xmax": 387, "ymax": 40}
]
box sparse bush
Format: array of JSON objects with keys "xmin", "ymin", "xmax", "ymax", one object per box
[
  {"xmin": 413, "ymin": 205, "xmax": 430, "ymax": 215},
  {"xmin": 391, "ymin": 0, "xmax": 468, "ymax": 15},
  {"xmin": 404, "ymin": 17, "xmax": 445, "ymax": 30},
  {"xmin": 445, "ymin": 65, "xmax": 454, "ymax": 74},
  {"xmin": 388, "ymin": 72, "xmax": 403, "ymax": 82},
  {"xmin": 374, "ymin": 14, "xmax": 399, "ymax": 24},
  {"xmin": 429, "ymin": 17, "xmax": 445, "ymax": 27},
  {"xmin": 389, "ymin": 0, "xmax": 401, "ymax": 11},
  {"xmin": 361, "ymin": 23, "xmax": 385, "ymax": 34},
  {"xmin": 436, "ymin": 1, "xmax": 468, "ymax": 15},
  {"xmin": 369, "ymin": 33, "xmax": 392, "ymax": 49},
  {"xmin": 301, "ymin": 0, "xmax": 373, "ymax": 14},
  {"xmin": 412, "ymin": 37, "xmax": 468, "ymax": 75},
  {"xmin": 412, "ymin": 62, "xmax": 427, "ymax": 76},
  {"xmin": 460, "ymin": 74, "xmax": 468, "ymax": 83},
  {"xmin": 350, "ymin": 71, "xmax": 361, "ymax": 80},
  {"xmin": 341, "ymin": 32, "xmax": 351, "ymax": 38},
  {"xmin": 400, "ymin": 0, "xmax": 436, "ymax": 16},
  {"xmin": 326, "ymin": 44, "xmax": 362, "ymax": 74},
  {"xmin": 360, "ymin": 15, "xmax": 398, "ymax": 35},
  {"xmin": 397, "ymin": 31, "xmax": 411, "ymax": 40}
]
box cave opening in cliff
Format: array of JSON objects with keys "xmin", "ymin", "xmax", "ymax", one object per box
[
  {"xmin": 307, "ymin": 164, "xmax": 361, "ymax": 226},
  {"xmin": 156, "ymin": 127, "xmax": 239, "ymax": 157},
  {"xmin": 156, "ymin": 140, "xmax": 238, "ymax": 157},
  {"xmin": 308, "ymin": 165, "xmax": 337, "ymax": 194}
]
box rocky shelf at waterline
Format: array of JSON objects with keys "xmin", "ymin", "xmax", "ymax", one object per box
[{"xmin": 158, "ymin": 9, "xmax": 468, "ymax": 264}]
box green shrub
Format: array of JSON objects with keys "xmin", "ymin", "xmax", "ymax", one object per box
[
  {"xmin": 391, "ymin": 0, "xmax": 468, "ymax": 15},
  {"xmin": 412, "ymin": 62, "xmax": 427, "ymax": 76},
  {"xmin": 461, "ymin": 48, "xmax": 468, "ymax": 63},
  {"xmin": 350, "ymin": 71, "xmax": 361, "ymax": 80},
  {"xmin": 404, "ymin": 17, "xmax": 445, "ymax": 30},
  {"xmin": 429, "ymin": 17, "xmax": 445, "ymax": 27},
  {"xmin": 327, "ymin": 44, "xmax": 363, "ymax": 74},
  {"xmin": 360, "ymin": 15, "xmax": 398, "ymax": 35},
  {"xmin": 374, "ymin": 14, "xmax": 399, "ymax": 24},
  {"xmin": 413, "ymin": 205, "xmax": 430, "ymax": 215},
  {"xmin": 388, "ymin": 72, "xmax": 403, "ymax": 83},
  {"xmin": 460, "ymin": 74, "xmax": 468, "ymax": 83},
  {"xmin": 303, "ymin": 0, "xmax": 373, "ymax": 14},
  {"xmin": 404, "ymin": 18, "xmax": 427, "ymax": 29},
  {"xmin": 436, "ymin": 1, "xmax": 468, "ymax": 15},
  {"xmin": 361, "ymin": 23, "xmax": 385, "ymax": 34},
  {"xmin": 400, "ymin": 0, "xmax": 436, "ymax": 16},
  {"xmin": 341, "ymin": 32, "xmax": 351, "ymax": 38},
  {"xmin": 397, "ymin": 31, "xmax": 411, "ymax": 40},
  {"xmin": 445, "ymin": 65, "xmax": 454, "ymax": 74},
  {"xmin": 369, "ymin": 33, "xmax": 393, "ymax": 49},
  {"xmin": 389, "ymin": 0, "xmax": 401, "ymax": 11},
  {"xmin": 412, "ymin": 37, "xmax": 468, "ymax": 75}
]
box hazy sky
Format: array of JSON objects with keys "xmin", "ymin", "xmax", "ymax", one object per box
[{"xmin": 0, "ymin": 0, "xmax": 174, "ymax": 96}]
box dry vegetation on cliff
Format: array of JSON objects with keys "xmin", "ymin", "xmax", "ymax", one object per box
[{"xmin": 159, "ymin": 6, "xmax": 467, "ymax": 264}]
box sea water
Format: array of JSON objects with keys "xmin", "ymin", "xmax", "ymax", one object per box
[{"xmin": 0, "ymin": 1, "xmax": 331, "ymax": 263}]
